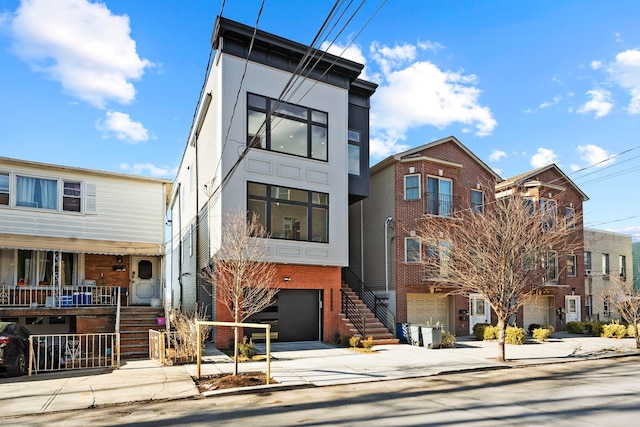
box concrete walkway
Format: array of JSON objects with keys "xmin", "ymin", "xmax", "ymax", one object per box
[{"xmin": 1, "ymin": 333, "xmax": 638, "ymax": 418}]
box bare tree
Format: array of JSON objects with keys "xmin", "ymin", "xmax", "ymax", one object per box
[
  {"xmin": 416, "ymin": 193, "xmax": 581, "ymax": 361},
  {"xmin": 602, "ymin": 277, "xmax": 640, "ymax": 349},
  {"xmin": 201, "ymin": 209, "xmax": 279, "ymax": 375}
]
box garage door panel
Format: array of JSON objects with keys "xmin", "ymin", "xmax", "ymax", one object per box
[{"xmin": 407, "ymin": 293, "xmax": 449, "ymax": 331}]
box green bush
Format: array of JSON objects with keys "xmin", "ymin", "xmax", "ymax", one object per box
[
  {"xmin": 238, "ymin": 336, "xmax": 256, "ymax": 358},
  {"xmin": 441, "ymin": 331, "xmax": 456, "ymax": 348},
  {"xmin": 627, "ymin": 324, "xmax": 639, "ymax": 337},
  {"xmin": 527, "ymin": 323, "xmax": 541, "ymax": 335},
  {"xmin": 532, "ymin": 325, "xmax": 554, "ymax": 341},
  {"xmin": 602, "ymin": 321, "xmax": 627, "ymax": 339},
  {"xmin": 483, "ymin": 325, "xmax": 499, "ymax": 340},
  {"xmin": 505, "ymin": 325, "xmax": 526, "ymax": 345},
  {"xmin": 584, "ymin": 322, "xmax": 604, "ymax": 337},
  {"xmin": 566, "ymin": 321, "xmax": 585, "ymax": 334},
  {"xmin": 338, "ymin": 335, "xmax": 351, "ymax": 347},
  {"xmin": 349, "ymin": 336, "xmax": 361, "ymax": 348},
  {"xmin": 473, "ymin": 323, "xmax": 489, "ymax": 340},
  {"xmin": 361, "ymin": 336, "xmax": 375, "ymax": 350}
]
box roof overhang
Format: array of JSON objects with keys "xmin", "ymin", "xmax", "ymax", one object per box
[{"xmin": 0, "ymin": 234, "xmax": 164, "ymax": 256}]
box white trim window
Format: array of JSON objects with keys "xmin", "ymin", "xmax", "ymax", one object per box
[
  {"xmin": 405, "ymin": 237, "xmax": 421, "ymax": 263},
  {"xmin": 0, "ymin": 172, "xmax": 9, "ymax": 206},
  {"xmin": 619, "ymin": 255, "xmax": 626, "ymax": 280},
  {"xmin": 602, "ymin": 253, "xmax": 610, "ymax": 277},
  {"xmin": 63, "ymin": 181, "xmax": 81, "ymax": 212},
  {"xmin": 540, "ymin": 198, "xmax": 557, "ymax": 231},
  {"xmin": 404, "ymin": 174, "xmax": 420, "ymax": 200}
]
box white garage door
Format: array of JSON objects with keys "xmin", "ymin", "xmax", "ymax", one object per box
[
  {"xmin": 407, "ymin": 293, "xmax": 449, "ymax": 331},
  {"xmin": 523, "ymin": 296, "xmax": 552, "ymax": 329}
]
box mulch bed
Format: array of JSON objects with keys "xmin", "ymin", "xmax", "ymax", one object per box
[{"xmin": 194, "ymin": 372, "xmax": 278, "ymax": 392}]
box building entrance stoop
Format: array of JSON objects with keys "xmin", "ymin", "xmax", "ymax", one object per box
[{"xmin": 340, "ymin": 284, "xmax": 399, "ymax": 345}]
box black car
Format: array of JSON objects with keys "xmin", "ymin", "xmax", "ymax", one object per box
[{"xmin": 0, "ymin": 321, "xmax": 31, "ymax": 377}]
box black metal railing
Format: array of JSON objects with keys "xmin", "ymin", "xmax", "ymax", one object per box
[
  {"xmin": 341, "ymin": 268, "xmax": 395, "ymax": 334},
  {"xmin": 425, "ymin": 192, "xmax": 460, "ymax": 217},
  {"xmin": 341, "ymin": 291, "xmax": 366, "ymax": 337}
]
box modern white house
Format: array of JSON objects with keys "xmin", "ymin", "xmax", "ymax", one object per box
[
  {"xmin": 169, "ymin": 16, "xmax": 378, "ymax": 345},
  {"xmin": 0, "ymin": 157, "xmax": 171, "ymax": 358}
]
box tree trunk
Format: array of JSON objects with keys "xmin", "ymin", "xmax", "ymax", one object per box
[
  {"xmin": 497, "ymin": 318, "xmax": 506, "ymax": 362},
  {"xmin": 233, "ymin": 326, "xmax": 239, "ymax": 376},
  {"xmin": 635, "ymin": 321, "xmax": 640, "ymax": 350}
]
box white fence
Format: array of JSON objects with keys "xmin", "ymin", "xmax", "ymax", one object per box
[{"xmin": 28, "ymin": 333, "xmax": 120, "ymax": 375}]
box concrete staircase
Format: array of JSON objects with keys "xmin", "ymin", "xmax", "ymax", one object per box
[
  {"xmin": 340, "ymin": 284, "xmax": 399, "ymax": 345},
  {"xmin": 119, "ymin": 306, "xmax": 165, "ymax": 359}
]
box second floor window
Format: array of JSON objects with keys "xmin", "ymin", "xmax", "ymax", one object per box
[
  {"xmin": 565, "ymin": 207, "xmax": 575, "ymax": 229},
  {"xmin": 63, "ymin": 181, "xmax": 81, "ymax": 212},
  {"xmin": 584, "ymin": 251, "xmax": 592, "ymax": 270},
  {"xmin": 540, "ymin": 198, "xmax": 557, "ymax": 231},
  {"xmin": 470, "ymin": 189, "xmax": 484, "ymax": 213},
  {"xmin": 247, "ymin": 93, "xmax": 328, "ymax": 161},
  {"xmin": 567, "ymin": 254, "xmax": 577, "ymax": 277},
  {"xmin": 405, "ymin": 237, "xmax": 421, "ymax": 263},
  {"xmin": 17, "ymin": 176, "xmax": 58, "ymax": 210},
  {"xmin": 348, "ymin": 130, "xmax": 361, "ymax": 176},
  {"xmin": 602, "ymin": 253, "xmax": 610, "ymax": 276},
  {"xmin": 404, "ymin": 174, "xmax": 420, "ymax": 200},
  {"xmin": 619, "ymin": 255, "xmax": 626, "ymax": 279},
  {"xmin": 426, "ymin": 176, "xmax": 453, "ymax": 217},
  {"xmin": 542, "ymin": 250, "xmax": 558, "ymax": 282},
  {"xmin": 247, "ymin": 182, "xmax": 329, "ymax": 243}
]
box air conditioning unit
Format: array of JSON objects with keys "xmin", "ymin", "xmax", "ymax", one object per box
[{"xmin": 584, "ymin": 269, "xmax": 592, "ymax": 277}]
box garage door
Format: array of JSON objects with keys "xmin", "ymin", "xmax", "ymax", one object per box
[
  {"xmin": 246, "ymin": 290, "xmax": 321, "ymax": 342},
  {"xmin": 407, "ymin": 293, "xmax": 449, "ymax": 331},
  {"xmin": 523, "ymin": 296, "xmax": 552, "ymax": 329}
]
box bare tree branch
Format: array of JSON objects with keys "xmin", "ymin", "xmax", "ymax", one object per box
[{"xmin": 602, "ymin": 277, "xmax": 640, "ymax": 349}]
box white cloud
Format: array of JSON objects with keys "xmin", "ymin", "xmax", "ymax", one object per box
[
  {"xmin": 606, "ymin": 49, "xmax": 640, "ymax": 114},
  {"xmin": 575, "ymin": 144, "xmax": 614, "ymax": 168},
  {"xmin": 488, "ymin": 149, "xmax": 506, "ymax": 162},
  {"xmin": 320, "ymin": 42, "xmax": 370, "ymax": 80},
  {"xmin": 8, "ymin": 0, "xmax": 152, "ymax": 108},
  {"xmin": 97, "ymin": 111, "xmax": 149, "ymax": 143},
  {"xmin": 590, "ymin": 60, "xmax": 603, "ymax": 70},
  {"xmin": 530, "ymin": 148, "xmax": 558, "ymax": 168},
  {"xmin": 577, "ymin": 89, "xmax": 613, "ymax": 118},
  {"xmin": 120, "ymin": 162, "xmax": 176, "ymax": 178},
  {"xmin": 539, "ymin": 94, "xmax": 562, "ymax": 109},
  {"xmin": 368, "ymin": 42, "xmax": 495, "ymax": 158}
]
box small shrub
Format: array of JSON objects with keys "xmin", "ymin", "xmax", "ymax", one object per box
[
  {"xmin": 237, "ymin": 336, "xmax": 256, "ymax": 358},
  {"xmin": 584, "ymin": 322, "xmax": 604, "ymax": 337},
  {"xmin": 602, "ymin": 321, "xmax": 627, "ymax": 339},
  {"xmin": 566, "ymin": 321, "xmax": 584, "ymax": 334},
  {"xmin": 505, "ymin": 325, "xmax": 526, "ymax": 345},
  {"xmin": 338, "ymin": 335, "xmax": 351, "ymax": 347},
  {"xmin": 627, "ymin": 324, "xmax": 639, "ymax": 337},
  {"xmin": 532, "ymin": 326, "xmax": 553, "ymax": 341},
  {"xmin": 361, "ymin": 336, "xmax": 375, "ymax": 350},
  {"xmin": 349, "ymin": 336, "xmax": 361, "ymax": 348},
  {"xmin": 473, "ymin": 323, "xmax": 489, "ymax": 340},
  {"xmin": 441, "ymin": 331, "xmax": 456, "ymax": 348},
  {"xmin": 483, "ymin": 325, "xmax": 499, "ymax": 340},
  {"xmin": 527, "ymin": 323, "xmax": 541, "ymax": 335}
]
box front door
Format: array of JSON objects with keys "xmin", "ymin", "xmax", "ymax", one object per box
[
  {"xmin": 130, "ymin": 256, "xmax": 160, "ymax": 305},
  {"xmin": 566, "ymin": 295, "xmax": 581, "ymax": 322},
  {"xmin": 469, "ymin": 294, "xmax": 490, "ymax": 333}
]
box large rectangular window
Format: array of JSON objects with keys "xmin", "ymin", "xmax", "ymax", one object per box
[
  {"xmin": 348, "ymin": 130, "xmax": 360, "ymax": 176},
  {"xmin": 248, "ymin": 182, "xmax": 329, "ymax": 243},
  {"xmin": 426, "ymin": 176, "xmax": 453, "ymax": 217},
  {"xmin": 540, "ymin": 198, "xmax": 557, "ymax": 231},
  {"xmin": 247, "ymin": 93, "xmax": 328, "ymax": 161},
  {"xmin": 427, "ymin": 240, "xmax": 451, "ymax": 278},
  {"xmin": 404, "ymin": 174, "xmax": 420, "ymax": 200},
  {"xmin": 0, "ymin": 173, "xmax": 8, "ymax": 205},
  {"xmin": 16, "ymin": 175, "xmax": 58, "ymax": 210}
]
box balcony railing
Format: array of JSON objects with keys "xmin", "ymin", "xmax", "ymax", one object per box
[
  {"xmin": 425, "ymin": 192, "xmax": 460, "ymax": 217},
  {"xmin": 0, "ymin": 285, "xmax": 127, "ymax": 307}
]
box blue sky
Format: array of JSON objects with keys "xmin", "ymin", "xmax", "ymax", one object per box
[{"xmin": 1, "ymin": 0, "xmax": 639, "ymax": 240}]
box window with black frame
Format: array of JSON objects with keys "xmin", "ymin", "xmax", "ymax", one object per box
[
  {"xmin": 247, "ymin": 182, "xmax": 329, "ymax": 243},
  {"xmin": 247, "ymin": 93, "xmax": 328, "ymax": 161}
]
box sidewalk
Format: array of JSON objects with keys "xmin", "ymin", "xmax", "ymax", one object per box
[{"xmin": 1, "ymin": 333, "xmax": 639, "ymax": 418}]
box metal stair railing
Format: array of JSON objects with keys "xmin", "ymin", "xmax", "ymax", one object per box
[
  {"xmin": 341, "ymin": 290, "xmax": 366, "ymax": 337},
  {"xmin": 341, "ymin": 267, "xmax": 395, "ymax": 335}
]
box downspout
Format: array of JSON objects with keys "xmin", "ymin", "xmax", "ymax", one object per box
[{"xmin": 384, "ymin": 216, "xmax": 394, "ymax": 297}]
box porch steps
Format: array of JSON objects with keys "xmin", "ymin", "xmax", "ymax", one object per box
[
  {"xmin": 340, "ymin": 285, "xmax": 399, "ymax": 345},
  {"xmin": 118, "ymin": 306, "xmax": 165, "ymax": 359}
]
